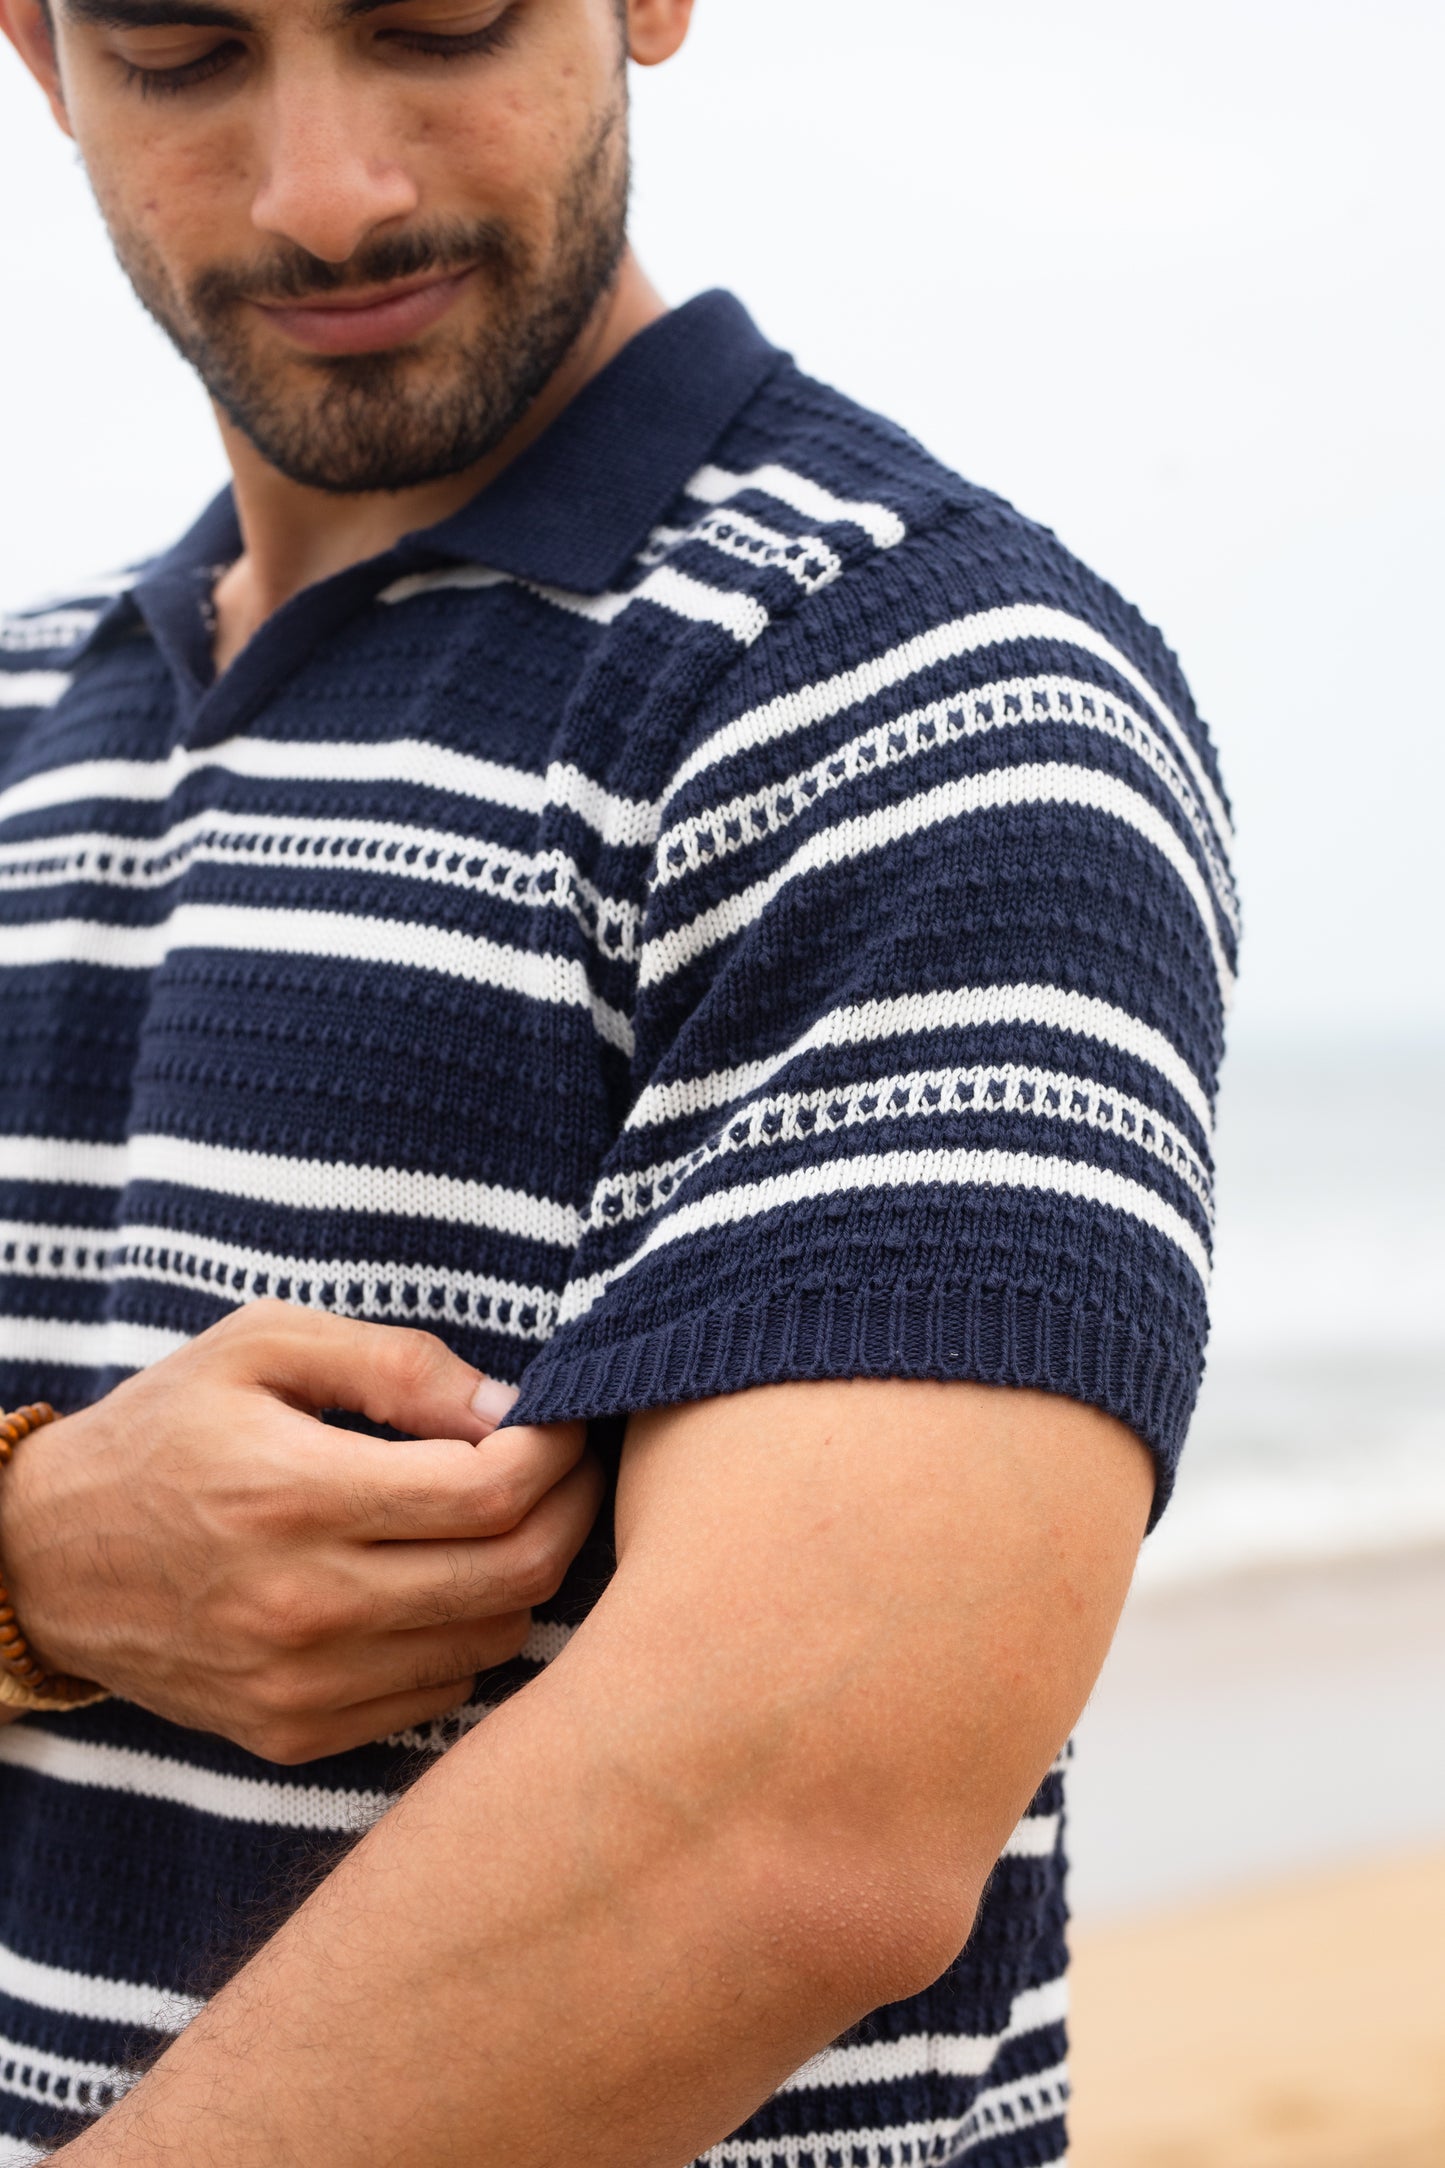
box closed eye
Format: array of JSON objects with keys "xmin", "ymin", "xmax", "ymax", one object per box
[
  {"xmin": 378, "ymin": 16, "xmax": 519, "ymax": 61},
  {"xmin": 117, "ymin": 39, "xmax": 244, "ymax": 95}
]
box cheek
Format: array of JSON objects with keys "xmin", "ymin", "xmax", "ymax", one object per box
[
  {"xmin": 403, "ymin": 82, "xmax": 592, "ymax": 228},
  {"xmin": 147, "ymin": 123, "xmax": 255, "ymax": 223},
  {"xmin": 85, "ymin": 121, "xmax": 256, "ymax": 272}
]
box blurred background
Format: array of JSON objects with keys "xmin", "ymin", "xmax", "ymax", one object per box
[{"xmin": 3, "ymin": 2, "xmax": 1442, "ymax": 2159}]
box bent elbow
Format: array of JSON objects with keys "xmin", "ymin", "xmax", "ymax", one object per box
[{"xmin": 763, "ymin": 1820, "xmax": 989, "ymax": 2018}]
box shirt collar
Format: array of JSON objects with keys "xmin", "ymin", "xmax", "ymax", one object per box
[
  {"xmin": 402, "ymin": 289, "xmax": 783, "ymax": 592},
  {"xmin": 80, "ymin": 288, "xmax": 782, "ymax": 668}
]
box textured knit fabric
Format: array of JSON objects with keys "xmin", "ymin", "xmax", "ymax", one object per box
[{"xmin": 0, "ymin": 290, "xmax": 1234, "ymax": 2165}]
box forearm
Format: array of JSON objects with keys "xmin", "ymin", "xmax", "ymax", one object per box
[
  {"xmin": 57, "ymin": 1575, "xmax": 904, "ymax": 2168},
  {"xmin": 56, "ymin": 1378, "xmax": 1150, "ymax": 2168}
]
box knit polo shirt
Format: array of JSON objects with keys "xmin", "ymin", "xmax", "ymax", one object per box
[{"xmin": 0, "ymin": 290, "xmax": 1234, "ymax": 2166}]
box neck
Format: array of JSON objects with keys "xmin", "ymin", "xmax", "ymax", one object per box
[{"xmin": 210, "ymin": 249, "xmax": 665, "ymax": 675}]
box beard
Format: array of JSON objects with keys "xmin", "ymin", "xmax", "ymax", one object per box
[{"xmin": 101, "ymin": 102, "xmax": 630, "ymax": 496}]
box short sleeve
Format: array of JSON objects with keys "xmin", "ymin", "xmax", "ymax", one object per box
[{"xmin": 506, "ymin": 512, "xmax": 1236, "ymax": 1521}]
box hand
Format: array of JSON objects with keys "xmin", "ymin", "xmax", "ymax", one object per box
[{"xmin": 0, "ymin": 1303, "xmax": 600, "ymax": 1761}]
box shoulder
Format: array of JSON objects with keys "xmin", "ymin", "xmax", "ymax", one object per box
[
  {"xmin": 656, "ymin": 358, "xmax": 1230, "ymax": 842},
  {"xmin": 0, "ymin": 568, "xmax": 141, "ymax": 662},
  {"xmin": 0, "ymin": 568, "xmax": 142, "ymax": 676},
  {"xmin": 0, "ymin": 568, "xmax": 145, "ymax": 725}
]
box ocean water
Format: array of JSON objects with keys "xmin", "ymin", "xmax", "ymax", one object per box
[
  {"xmin": 1067, "ymin": 1042, "xmax": 1445, "ymax": 1915},
  {"xmin": 1137, "ymin": 1042, "xmax": 1445, "ymax": 1590}
]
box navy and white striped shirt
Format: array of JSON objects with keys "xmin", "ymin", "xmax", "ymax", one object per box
[{"xmin": 0, "ymin": 290, "xmax": 1233, "ymax": 2165}]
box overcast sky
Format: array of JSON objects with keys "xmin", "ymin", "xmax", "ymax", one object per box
[{"xmin": 3, "ymin": 0, "xmax": 1441, "ymax": 1051}]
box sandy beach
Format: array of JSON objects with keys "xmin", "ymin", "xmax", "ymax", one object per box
[
  {"xmin": 1069, "ymin": 1847, "xmax": 1445, "ymax": 2167},
  {"xmin": 1061, "ymin": 1544, "xmax": 1445, "ymax": 2165}
]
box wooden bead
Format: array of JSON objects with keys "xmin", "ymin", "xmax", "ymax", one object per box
[{"xmin": 0, "ymin": 1402, "xmax": 104, "ymax": 1708}]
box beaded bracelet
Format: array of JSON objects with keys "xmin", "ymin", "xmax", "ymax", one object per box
[{"xmin": 0, "ymin": 1404, "xmax": 108, "ymax": 1712}]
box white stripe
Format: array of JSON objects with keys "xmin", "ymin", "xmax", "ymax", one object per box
[
  {"xmin": 381, "ymin": 556, "xmax": 768, "ymax": 647},
  {"xmin": 0, "ymin": 734, "xmax": 546, "ymax": 831},
  {"xmin": 594, "ymin": 1063, "xmax": 1212, "ymax": 1236},
  {"xmin": 626, "ymin": 983, "xmax": 1213, "ymax": 1141},
  {"xmin": 0, "ymin": 1314, "xmax": 188, "ymax": 1370},
  {"xmin": 137, "ymin": 1133, "xmax": 582, "ymax": 1246},
  {"xmin": 1001, "ymin": 1810, "xmax": 1062, "ymax": 1859},
  {"xmin": 699, "ymin": 2063, "xmax": 1070, "ymax": 2166},
  {"xmin": 1061, "ymin": 611, "xmax": 1232, "ymax": 849},
  {"xmin": 1, "ymin": 903, "xmax": 633, "ymax": 1053},
  {"xmin": 0, "ymin": 1132, "xmax": 581, "ymax": 1247},
  {"xmin": 781, "ymin": 1974, "xmax": 1066, "ymax": 2093},
  {"xmin": 0, "ymin": 812, "xmax": 641, "ymax": 964},
  {"xmin": 639, "ymin": 760, "xmax": 1235, "ymax": 1009},
  {"xmin": 0, "ymin": 1940, "xmax": 200, "ymax": 2036},
  {"xmin": 655, "ymin": 668, "xmax": 1237, "ymax": 935},
  {"xmin": 542, "ymin": 762, "xmax": 656, "ymax": 851},
  {"xmin": 561, "ymin": 1143, "xmax": 1212, "ymax": 1328},
  {"xmin": 0, "ymin": 1725, "xmax": 389, "ymax": 1832},
  {"xmin": 641, "ymin": 507, "xmax": 842, "ymax": 598},
  {"xmin": 662, "ymin": 602, "xmax": 1232, "ymax": 858},
  {"xmin": 0, "ymin": 733, "xmax": 655, "ymax": 861},
  {"xmin": 0, "ymin": 607, "xmax": 101, "ymax": 656},
  {"xmin": 0, "ymin": 2034, "xmax": 1073, "ymax": 2150},
  {"xmin": 0, "ymin": 672, "xmax": 69, "ymax": 711},
  {"xmin": 686, "ymin": 461, "xmax": 907, "ymax": 551},
  {"xmin": 626, "ymin": 564, "xmax": 768, "ymax": 646},
  {"xmin": 0, "ymin": 1220, "xmax": 560, "ymax": 1344},
  {"xmin": 0, "ymin": 1137, "xmax": 128, "ymax": 1189},
  {"xmin": 378, "ymin": 563, "xmax": 509, "ymax": 607},
  {"xmin": 0, "ymin": 2027, "xmax": 130, "ymax": 2113}
]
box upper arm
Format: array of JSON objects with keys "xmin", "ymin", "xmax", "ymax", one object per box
[
  {"xmin": 508, "ymin": 518, "xmax": 1233, "ymax": 1538},
  {"xmin": 606, "ymin": 1375, "xmax": 1152, "ymax": 1942},
  {"xmin": 501, "ymin": 509, "xmax": 1229, "ymax": 1956}
]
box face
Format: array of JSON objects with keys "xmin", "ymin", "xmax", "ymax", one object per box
[{"xmin": 19, "ymin": 0, "xmax": 643, "ymax": 493}]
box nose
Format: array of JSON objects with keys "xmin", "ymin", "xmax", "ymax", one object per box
[{"xmin": 250, "ymin": 66, "xmax": 419, "ymax": 265}]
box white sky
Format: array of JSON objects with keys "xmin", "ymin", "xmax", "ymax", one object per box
[{"xmin": 3, "ymin": 0, "xmax": 1442, "ymax": 1049}]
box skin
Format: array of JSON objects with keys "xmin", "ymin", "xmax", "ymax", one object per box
[
  {"xmin": 0, "ymin": 3, "xmax": 1158, "ymax": 2159},
  {"xmin": 0, "ymin": 0, "xmax": 686, "ymax": 1739},
  {"xmin": 0, "ymin": 1306, "xmax": 599, "ymax": 1756},
  {"xmin": 57, "ymin": 1381, "xmax": 1153, "ymax": 2168},
  {"xmin": 4, "ymin": 0, "xmax": 686, "ymax": 662}
]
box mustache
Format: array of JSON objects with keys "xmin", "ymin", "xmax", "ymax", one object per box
[{"xmin": 189, "ymin": 219, "xmax": 521, "ymax": 313}]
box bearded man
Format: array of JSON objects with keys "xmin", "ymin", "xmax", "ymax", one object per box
[{"xmin": 0, "ymin": 4, "xmax": 1235, "ymax": 2164}]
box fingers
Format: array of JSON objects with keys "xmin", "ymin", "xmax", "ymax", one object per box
[
  {"xmin": 275, "ymin": 1613, "xmax": 535, "ymax": 1723},
  {"xmin": 353, "ymin": 1452, "xmax": 606, "ymax": 1624},
  {"xmin": 243, "ymin": 1676, "xmax": 482, "ymax": 1767},
  {"xmin": 332, "ymin": 1421, "xmax": 592, "ymax": 1544},
  {"xmin": 466, "ymin": 1419, "xmax": 593, "ymax": 1529},
  {"xmin": 216, "ymin": 1302, "xmax": 518, "ymax": 1443}
]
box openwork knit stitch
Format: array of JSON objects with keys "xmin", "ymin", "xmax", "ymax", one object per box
[{"xmin": 0, "ymin": 292, "xmax": 1233, "ymax": 2165}]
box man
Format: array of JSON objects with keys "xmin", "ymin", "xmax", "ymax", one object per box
[{"xmin": 0, "ymin": 1, "xmax": 1235, "ymax": 2162}]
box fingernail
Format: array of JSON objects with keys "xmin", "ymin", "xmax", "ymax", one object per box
[{"xmin": 470, "ymin": 1376, "xmax": 520, "ymax": 1425}]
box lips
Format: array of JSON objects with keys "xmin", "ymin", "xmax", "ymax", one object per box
[{"xmin": 251, "ymin": 266, "xmax": 475, "ymax": 356}]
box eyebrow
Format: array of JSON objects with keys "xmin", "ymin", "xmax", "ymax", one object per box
[
  {"xmin": 62, "ymin": 1, "xmax": 253, "ymax": 25},
  {"xmin": 334, "ymin": 0, "xmax": 447, "ymax": 17},
  {"xmin": 62, "ymin": 0, "xmax": 455, "ymax": 24}
]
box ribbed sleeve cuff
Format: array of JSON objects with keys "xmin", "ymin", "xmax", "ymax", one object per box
[{"xmin": 507, "ymin": 1281, "xmax": 1201, "ymax": 1527}]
